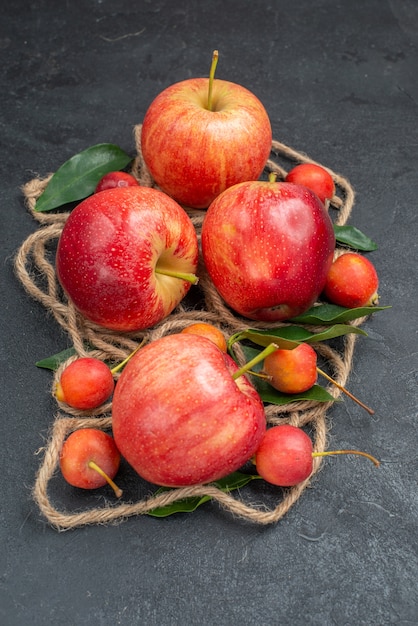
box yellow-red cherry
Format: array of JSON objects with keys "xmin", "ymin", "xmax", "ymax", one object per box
[
  {"xmin": 263, "ymin": 343, "xmax": 317, "ymax": 394},
  {"xmin": 55, "ymin": 357, "xmax": 114, "ymax": 410}
]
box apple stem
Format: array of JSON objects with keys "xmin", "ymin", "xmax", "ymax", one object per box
[
  {"xmin": 88, "ymin": 460, "xmax": 123, "ymax": 498},
  {"xmin": 110, "ymin": 339, "xmax": 145, "ymax": 375},
  {"xmin": 312, "ymin": 449, "xmax": 380, "ymax": 467},
  {"xmin": 155, "ymin": 267, "xmax": 199, "ymax": 285},
  {"xmin": 268, "ymin": 172, "xmax": 277, "ymax": 183},
  {"xmin": 232, "ymin": 343, "xmax": 279, "ymax": 380},
  {"xmin": 207, "ymin": 49, "xmax": 219, "ymax": 112},
  {"xmin": 316, "ymin": 367, "xmax": 375, "ymax": 415}
]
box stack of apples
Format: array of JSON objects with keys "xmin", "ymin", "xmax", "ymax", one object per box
[{"xmin": 55, "ymin": 53, "xmax": 378, "ymax": 494}]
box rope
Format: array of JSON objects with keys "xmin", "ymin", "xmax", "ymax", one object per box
[{"xmin": 15, "ymin": 128, "xmax": 360, "ymax": 530}]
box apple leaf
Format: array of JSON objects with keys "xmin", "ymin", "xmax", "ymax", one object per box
[
  {"xmin": 239, "ymin": 345, "xmax": 336, "ymax": 405},
  {"xmin": 289, "ymin": 303, "xmax": 391, "ymax": 325},
  {"xmin": 35, "ymin": 347, "xmax": 78, "ymax": 370},
  {"xmin": 34, "ymin": 143, "xmax": 132, "ymax": 212},
  {"xmin": 334, "ymin": 225, "xmax": 378, "ymax": 251},
  {"xmin": 147, "ymin": 472, "xmax": 261, "ymax": 517},
  {"xmin": 228, "ymin": 323, "xmax": 366, "ymax": 352}
]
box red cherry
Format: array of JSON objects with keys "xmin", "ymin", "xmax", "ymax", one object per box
[
  {"xmin": 285, "ymin": 163, "xmax": 335, "ymax": 204},
  {"xmin": 60, "ymin": 429, "xmax": 122, "ymax": 496},
  {"xmin": 256, "ymin": 425, "xmax": 314, "ymax": 486},
  {"xmin": 95, "ymin": 171, "xmax": 139, "ymax": 193},
  {"xmin": 55, "ymin": 357, "xmax": 114, "ymax": 410},
  {"xmin": 323, "ymin": 252, "xmax": 379, "ymax": 308},
  {"xmin": 255, "ymin": 424, "xmax": 380, "ymax": 487}
]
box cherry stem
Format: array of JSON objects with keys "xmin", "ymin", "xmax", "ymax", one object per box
[
  {"xmin": 232, "ymin": 343, "xmax": 279, "ymax": 380},
  {"xmin": 110, "ymin": 339, "xmax": 145, "ymax": 375},
  {"xmin": 316, "ymin": 367, "xmax": 375, "ymax": 415},
  {"xmin": 246, "ymin": 370, "xmax": 272, "ymax": 380},
  {"xmin": 88, "ymin": 461, "xmax": 123, "ymax": 498},
  {"xmin": 312, "ymin": 449, "xmax": 380, "ymax": 467},
  {"xmin": 155, "ymin": 267, "xmax": 199, "ymax": 285},
  {"xmin": 207, "ymin": 49, "xmax": 219, "ymax": 111}
]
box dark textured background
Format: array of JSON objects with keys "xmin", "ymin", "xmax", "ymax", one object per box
[{"xmin": 1, "ymin": 1, "xmax": 417, "ymax": 624}]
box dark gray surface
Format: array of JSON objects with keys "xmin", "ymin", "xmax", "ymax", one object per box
[{"xmin": 1, "ymin": 1, "xmax": 417, "ymax": 625}]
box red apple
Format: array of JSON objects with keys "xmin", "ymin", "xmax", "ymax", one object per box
[
  {"xmin": 323, "ymin": 252, "xmax": 379, "ymax": 308},
  {"xmin": 141, "ymin": 76, "xmax": 272, "ymax": 208},
  {"xmin": 112, "ymin": 333, "xmax": 266, "ymax": 487},
  {"xmin": 60, "ymin": 428, "xmax": 122, "ymax": 496},
  {"xmin": 201, "ymin": 179, "xmax": 336, "ymax": 322},
  {"xmin": 263, "ymin": 343, "xmax": 317, "ymax": 394},
  {"xmin": 56, "ymin": 186, "xmax": 199, "ymax": 332},
  {"xmin": 285, "ymin": 163, "xmax": 335, "ymax": 205}
]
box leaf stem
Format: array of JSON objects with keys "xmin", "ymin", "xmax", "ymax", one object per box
[
  {"xmin": 232, "ymin": 343, "xmax": 279, "ymax": 380},
  {"xmin": 317, "ymin": 367, "xmax": 375, "ymax": 415},
  {"xmin": 207, "ymin": 50, "xmax": 219, "ymax": 111}
]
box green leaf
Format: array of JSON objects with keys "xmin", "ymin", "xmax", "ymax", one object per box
[
  {"xmin": 239, "ymin": 345, "xmax": 335, "ymax": 405},
  {"xmin": 147, "ymin": 472, "xmax": 261, "ymax": 517},
  {"xmin": 289, "ymin": 303, "xmax": 391, "ymax": 325},
  {"xmin": 334, "ymin": 225, "xmax": 378, "ymax": 251},
  {"xmin": 34, "ymin": 143, "xmax": 132, "ymax": 212},
  {"xmin": 35, "ymin": 347, "xmax": 77, "ymax": 370},
  {"xmin": 228, "ymin": 324, "xmax": 366, "ymax": 352}
]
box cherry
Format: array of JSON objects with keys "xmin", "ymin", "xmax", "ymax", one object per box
[
  {"xmin": 323, "ymin": 252, "xmax": 379, "ymax": 308},
  {"xmin": 262, "ymin": 342, "xmax": 375, "ymax": 415},
  {"xmin": 263, "ymin": 343, "xmax": 317, "ymax": 394},
  {"xmin": 255, "ymin": 424, "xmax": 380, "ymax": 487},
  {"xmin": 180, "ymin": 322, "xmax": 227, "ymax": 352},
  {"xmin": 94, "ymin": 171, "xmax": 139, "ymax": 193},
  {"xmin": 55, "ymin": 343, "xmax": 143, "ymax": 410},
  {"xmin": 60, "ymin": 428, "xmax": 122, "ymax": 497},
  {"xmin": 285, "ymin": 163, "xmax": 335, "ymax": 205},
  {"xmin": 55, "ymin": 357, "xmax": 115, "ymax": 410}
]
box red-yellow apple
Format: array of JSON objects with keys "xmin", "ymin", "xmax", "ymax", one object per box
[
  {"xmin": 112, "ymin": 333, "xmax": 266, "ymax": 487},
  {"xmin": 201, "ymin": 179, "xmax": 336, "ymax": 322},
  {"xmin": 56, "ymin": 186, "xmax": 199, "ymax": 332},
  {"xmin": 141, "ymin": 77, "xmax": 272, "ymax": 208}
]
